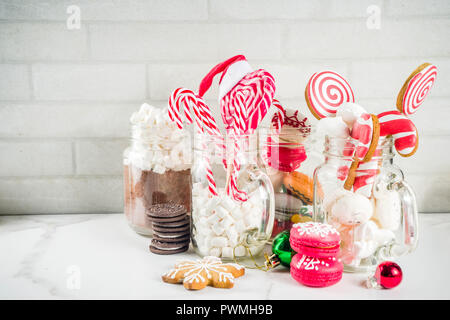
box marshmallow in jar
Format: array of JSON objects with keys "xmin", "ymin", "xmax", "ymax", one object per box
[
  {"xmin": 190, "ymin": 133, "xmax": 275, "ymax": 260},
  {"xmin": 123, "ymin": 103, "xmax": 192, "ymax": 236}
]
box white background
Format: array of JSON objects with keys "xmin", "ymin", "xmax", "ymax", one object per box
[{"xmin": 0, "ymin": 0, "xmax": 449, "ymax": 214}]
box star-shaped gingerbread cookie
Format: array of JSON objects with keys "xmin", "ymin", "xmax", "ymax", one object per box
[{"xmin": 162, "ymin": 256, "xmax": 245, "ymax": 290}]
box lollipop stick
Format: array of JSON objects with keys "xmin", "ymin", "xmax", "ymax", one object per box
[{"xmin": 343, "ymin": 159, "xmax": 359, "ymax": 190}]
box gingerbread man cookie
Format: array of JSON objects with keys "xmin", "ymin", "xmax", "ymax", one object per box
[{"xmin": 162, "ymin": 256, "xmax": 245, "ymax": 290}]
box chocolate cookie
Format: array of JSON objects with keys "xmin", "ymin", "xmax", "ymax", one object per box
[
  {"xmin": 152, "ymin": 233, "xmax": 191, "ymax": 243},
  {"xmin": 149, "ymin": 239, "xmax": 189, "ymax": 255},
  {"xmin": 146, "ymin": 203, "xmax": 187, "ymax": 223},
  {"xmin": 152, "ymin": 216, "xmax": 190, "ymax": 228},
  {"xmin": 152, "ymin": 223, "xmax": 190, "ymax": 234}
]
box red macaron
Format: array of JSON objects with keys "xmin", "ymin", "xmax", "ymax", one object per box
[
  {"xmin": 290, "ymin": 253, "xmax": 343, "ymax": 287},
  {"xmin": 289, "ymin": 222, "xmax": 340, "ymax": 258}
]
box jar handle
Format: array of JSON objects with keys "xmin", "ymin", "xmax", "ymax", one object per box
[
  {"xmin": 377, "ymin": 179, "xmax": 419, "ymax": 260},
  {"xmin": 242, "ymin": 167, "xmax": 275, "ymax": 249}
]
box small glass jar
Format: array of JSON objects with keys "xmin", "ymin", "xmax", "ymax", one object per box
[
  {"xmin": 259, "ymin": 126, "xmax": 318, "ymax": 239},
  {"xmin": 191, "ymin": 133, "xmax": 274, "ymax": 260},
  {"xmin": 313, "ymin": 136, "xmax": 419, "ymax": 272},
  {"xmin": 123, "ymin": 119, "xmax": 192, "ymax": 236}
]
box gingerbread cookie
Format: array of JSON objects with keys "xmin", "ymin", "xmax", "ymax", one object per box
[
  {"xmin": 305, "ymin": 70, "xmax": 355, "ymax": 120},
  {"xmin": 396, "ymin": 63, "xmax": 437, "ymax": 116},
  {"xmin": 162, "ymin": 256, "xmax": 245, "ymax": 290}
]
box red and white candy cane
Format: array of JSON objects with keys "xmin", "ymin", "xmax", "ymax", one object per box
[
  {"xmin": 305, "ymin": 70, "xmax": 355, "ymax": 120},
  {"xmin": 168, "ymin": 87, "xmax": 221, "ymax": 196},
  {"xmin": 398, "ymin": 63, "xmax": 437, "ymax": 116},
  {"xmin": 221, "ymin": 70, "xmax": 276, "ymax": 201},
  {"xmin": 197, "ymin": 55, "xmax": 276, "ymax": 201},
  {"xmin": 377, "ymin": 110, "xmax": 418, "ymax": 157}
]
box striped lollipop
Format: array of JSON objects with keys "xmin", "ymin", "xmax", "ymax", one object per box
[
  {"xmin": 397, "ymin": 63, "xmax": 437, "ymax": 116},
  {"xmin": 305, "ymin": 70, "xmax": 355, "ymax": 119}
]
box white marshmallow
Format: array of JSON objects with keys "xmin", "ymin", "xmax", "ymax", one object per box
[
  {"xmin": 354, "ymin": 240, "xmax": 378, "ymax": 259},
  {"xmin": 316, "ymin": 116, "xmax": 350, "ymax": 139},
  {"xmin": 220, "ymin": 197, "xmax": 236, "ymax": 212},
  {"xmin": 219, "ymin": 215, "xmax": 234, "ymax": 230},
  {"xmin": 128, "ymin": 104, "xmax": 190, "ymax": 172},
  {"xmin": 225, "ymin": 227, "xmax": 239, "ymax": 247},
  {"xmin": 214, "ymin": 205, "xmax": 229, "ymax": 219},
  {"xmin": 235, "ymin": 219, "xmax": 247, "ymax": 233},
  {"xmin": 206, "ymin": 213, "xmax": 221, "ymax": 225},
  {"xmin": 211, "ymin": 223, "xmax": 225, "ymax": 236},
  {"xmin": 374, "ymin": 190, "xmax": 401, "ymax": 230},
  {"xmin": 234, "ymin": 245, "xmax": 246, "ymax": 257},
  {"xmin": 209, "ymin": 247, "xmax": 222, "ymax": 257},
  {"xmin": 211, "ymin": 237, "xmax": 228, "ymax": 248},
  {"xmin": 323, "ymin": 188, "xmax": 352, "ymax": 214},
  {"xmin": 230, "ymin": 207, "xmax": 243, "ymax": 220},
  {"xmin": 221, "ymin": 247, "xmax": 234, "ymax": 258},
  {"xmin": 331, "ymin": 193, "xmax": 373, "ymax": 225},
  {"xmin": 336, "ymin": 102, "xmax": 367, "ymax": 128}
]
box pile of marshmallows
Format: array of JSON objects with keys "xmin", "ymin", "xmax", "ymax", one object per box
[
  {"xmin": 126, "ymin": 103, "xmax": 191, "ymax": 174},
  {"xmin": 192, "ymin": 182, "xmax": 264, "ymax": 258},
  {"xmin": 316, "ymin": 103, "xmax": 399, "ymax": 267}
]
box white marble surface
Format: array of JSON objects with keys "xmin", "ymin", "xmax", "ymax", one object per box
[{"xmin": 0, "ymin": 213, "xmax": 449, "ymax": 300}]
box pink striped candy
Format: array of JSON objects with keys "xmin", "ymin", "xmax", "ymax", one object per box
[
  {"xmin": 399, "ymin": 64, "xmax": 437, "ymax": 116},
  {"xmin": 350, "ymin": 113, "xmax": 374, "ymax": 162},
  {"xmin": 377, "ymin": 110, "xmax": 418, "ymax": 157}
]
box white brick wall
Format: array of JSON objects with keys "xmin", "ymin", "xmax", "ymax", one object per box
[{"xmin": 0, "ymin": 0, "xmax": 448, "ymax": 214}]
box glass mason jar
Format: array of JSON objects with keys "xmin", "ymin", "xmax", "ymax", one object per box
[
  {"xmin": 259, "ymin": 126, "xmax": 319, "ymax": 239},
  {"xmin": 123, "ymin": 123, "xmax": 192, "ymax": 236},
  {"xmin": 313, "ymin": 136, "xmax": 419, "ymax": 272},
  {"xmin": 191, "ymin": 133, "xmax": 275, "ymax": 260}
]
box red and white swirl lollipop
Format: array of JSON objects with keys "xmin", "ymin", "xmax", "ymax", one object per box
[
  {"xmin": 377, "ymin": 110, "xmax": 418, "ymax": 157},
  {"xmin": 305, "ymin": 70, "xmax": 355, "ymax": 119},
  {"xmin": 397, "ymin": 63, "xmax": 437, "ymax": 116}
]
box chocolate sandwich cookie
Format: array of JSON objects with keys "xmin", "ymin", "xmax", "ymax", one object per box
[
  {"xmin": 146, "ymin": 203, "xmax": 187, "ymax": 223},
  {"xmin": 151, "ymin": 216, "xmax": 190, "ymax": 228},
  {"xmin": 152, "ymin": 223, "xmax": 190, "ymax": 234},
  {"xmin": 149, "ymin": 239, "xmax": 189, "ymax": 255},
  {"xmin": 152, "ymin": 233, "xmax": 191, "ymax": 243}
]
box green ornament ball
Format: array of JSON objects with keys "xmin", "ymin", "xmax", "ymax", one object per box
[{"xmin": 272, "ymin": 230, "xmax": 294, "ymax": 267}]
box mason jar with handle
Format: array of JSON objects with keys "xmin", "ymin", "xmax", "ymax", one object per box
[
  {"xmin": 313, "ymin": 136, "xmax": 419, "ymax": 272},
  {"xmin": 191, "ymin": 132, "xmax": 275, "ymax": 260}
]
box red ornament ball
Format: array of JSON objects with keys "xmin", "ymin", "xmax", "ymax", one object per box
[{"xmin": 375, "ymin": 261, "xmax": 403, "ymax": 289}]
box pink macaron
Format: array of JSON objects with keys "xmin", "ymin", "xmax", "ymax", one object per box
[
  {"xmin": 289, "ymin": 222, "xmax": 340, "ymax": 258},
  {"xmin": 290, "ymin": 253, "xmax": 343, "ymax": 287}
]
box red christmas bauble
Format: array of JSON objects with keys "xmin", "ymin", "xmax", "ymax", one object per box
[{"xmin": 375, "ymin": 261, "xmax": 403, "ymax": 289}]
